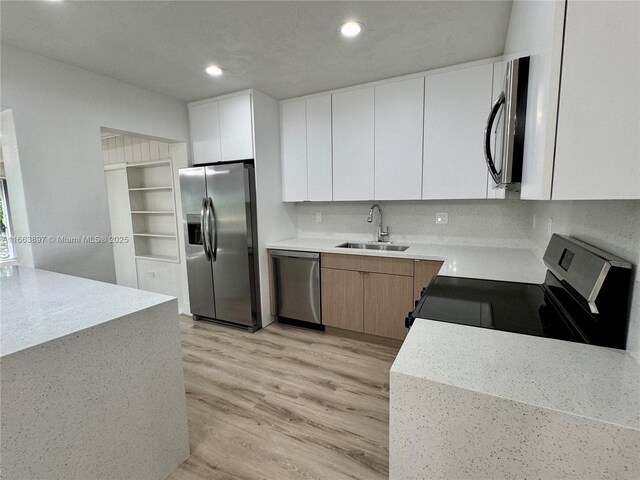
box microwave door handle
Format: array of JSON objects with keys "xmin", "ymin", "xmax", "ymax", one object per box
[
  {"xmin": 201, "ymin": 197, "xmax": 211, "ymax": 260},
  {"xmin": 484, "ymin": 91, "xmax": 505, "ymax": 185},
  {"xmin": 208, "ymin": 197, "xmax": 218, "ymax": 262}
]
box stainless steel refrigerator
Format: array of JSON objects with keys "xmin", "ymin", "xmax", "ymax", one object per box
[{"xmin": 179, "ymin": 162, "xmax": 261, "ymax": 331}]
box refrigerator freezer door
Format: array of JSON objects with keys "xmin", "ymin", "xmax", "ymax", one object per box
[
  {"xmin": 205, "ymin": 164, "xmax": 255, "ymax": 327},
  {"xmin": 179, "ymin": 167, "xmax": 216, "ymax": 318}
]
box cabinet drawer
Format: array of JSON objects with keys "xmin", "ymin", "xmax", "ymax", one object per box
[{"xmin": 321, "ymin": 253, "xmax": 413, "ymax": 276}]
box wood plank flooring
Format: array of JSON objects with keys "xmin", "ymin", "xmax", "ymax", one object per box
[{"xmin": 167, "ymin": 316, "xmax": 400, "ymax": 480}]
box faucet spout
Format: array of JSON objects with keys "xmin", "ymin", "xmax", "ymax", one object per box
[
  {"xmin": 367, "ymin": 204, "xmax": 389, "ymax": 242},
  {"xmin": 367, "ymin": 203, "xmax": 382, "ymax": 225}
]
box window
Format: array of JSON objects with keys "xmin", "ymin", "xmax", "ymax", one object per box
[{"xmin": 0, "ymin": 177, "xmax": 15, "ymax": 260}]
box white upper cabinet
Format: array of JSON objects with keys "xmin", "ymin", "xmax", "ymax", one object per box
[
  {"xmin": 190, "ymin": 93, "xmax": 254, "ymax": 164},
  {"xmin": 281, "ymin": 100, "xmax": 307, "ymax": 202},
  {"xmin": 189, "ymin": 101, "xmax": 222, "ymax": 164},
  {"xmin": 374, "ymin": 77, "xmax": 424, "ymax": 200},
  {"xmin": 487, "ymin": 61, "xmax": 506, "ymax": 200},
  {"xmin": 423, "ymin": 64, "xmax": 493, "ymax": 199},
  {"xmin": 552, "ymin": 0, "xmax": 640, "ymax": 200},
  {"xmin": 332, "ymin": 87, "xmax": 375, "ymax": 201},
  {"xmin": 219, "ymin": 94, "xmax": 254, "ymax": 161},
  {"xmin": 306, "ymin": 95, "xmax": 332, "ymax": 201},
  {"xmin": 281, "ymin": 95, "xmax": 332, "ymax": 202}
]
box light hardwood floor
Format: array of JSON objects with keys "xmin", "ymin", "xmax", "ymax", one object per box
[{"xmin": 167, "ymin": 316, "xmax": 401, "ymax": 480}]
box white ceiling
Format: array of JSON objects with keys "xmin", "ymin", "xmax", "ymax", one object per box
[{"xmin": 1, "ymin": 1, "xmax": 512, "ymax": 102}]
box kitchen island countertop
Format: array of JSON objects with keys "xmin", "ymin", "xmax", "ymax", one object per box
[
  {"xmin": 389, "ymin": 319, "xmax": 640, "ymax": 479},
  {"xmin": 1, "ymin": 266, "xmax": 189, "ymax": 480},
  {"xmin": 1, "ymin": 265, "xmax": 173, "ymax": 357}
]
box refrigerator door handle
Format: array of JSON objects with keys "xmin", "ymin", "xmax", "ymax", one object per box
[
  {"xmin": 201, "ymin": 196, "xmax": 211, "ymax": 260},
  {"xmin": 484, "ymin": 91, "xmax": 505, "ymax": 185},
  {"xmin": 208, "ymin": 197, "xmax": 218, "ymax": 262}
]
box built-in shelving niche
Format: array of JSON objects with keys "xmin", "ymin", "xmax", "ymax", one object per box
[{"xmin": 126, "ymin": 160, "xmax": 179, "ymax": 263}]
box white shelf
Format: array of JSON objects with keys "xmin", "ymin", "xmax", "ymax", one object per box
[
  {"xmin": 126, "ymin": 159, "xmax": 171, "ymax": 168},
  {"xmin": 133, "ymin": 232, "xmax": 176, "ymax": 238},
  {"xmin": 135, "ymin": 254, "xmax": 179, "ymax": 264},
  {"xmin": 130, "ymin": 210, "xmax": 174, "ymax": 214},
  {"xmin": 124, "ymin": 157, "xmax": 179, "ymax": 264},
  {"xmin": 128, "ymin": 186, "xmax": 173, "ymax": 192},
  {"xmin": 104, "ymin": 163, "xmax": 126, "ymax": 171}
]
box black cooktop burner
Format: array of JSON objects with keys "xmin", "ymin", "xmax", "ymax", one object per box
[{"xmin": 411, "ymin": 276, "xmax": 583, "ymax": 343}]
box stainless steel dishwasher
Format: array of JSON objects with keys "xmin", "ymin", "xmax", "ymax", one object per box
[{"xmin": 271, "ymin": 250, "xmax": 322, "ymax": 327}]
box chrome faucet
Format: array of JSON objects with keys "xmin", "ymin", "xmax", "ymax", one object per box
[{"xmin": 367, "ymin": 203, "xmax": 389, "ymax": 243}]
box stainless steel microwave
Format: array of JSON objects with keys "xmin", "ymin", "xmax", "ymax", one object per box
[{"xmin": 484, "ymin": 56, "xmax": 530, "ymax": 191}]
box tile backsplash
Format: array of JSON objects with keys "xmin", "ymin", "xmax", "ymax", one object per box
[{"xmin": 295, "ymin": 199, "xmax": 535, "ymax": 248}]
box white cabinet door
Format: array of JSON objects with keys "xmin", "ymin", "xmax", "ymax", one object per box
[
  {"xmin": 332, "ymin": 87, "xmax": 375, "ymax": 201},
  {"xmin": 104, "ymin": 168, "xmax": 138, "ymax": 288},
  {"xmin": 189, "ymin": 101, "xmax": 221, "ymax": 164},
  {"xmin": 423, "ymin": 64, "xmax": 493, "ymax": 199},
  {"xmin": 306, "ymin": 95, "xmax": 333, "ymax": 201},
  {"xmin": 374, "ymin": 77, "xmax": 424, "ymax": 200},
  {"xmin": 487, "ymin": 61, "xmax": 506, "ymax": 199},
  {"xmin": 281, "ymin": 100, "xmax": 307, "ymax": 201},
  {"xmin": 219, "ymin": 94, "xmax": 254, "ymax": 161},
  {"xmin": 552, "ymin": 0, "xmax": 640, "ymax": 200},
  {"xmin": 136, "ymin": 258, "xmax": 179, "ymax": 297}
]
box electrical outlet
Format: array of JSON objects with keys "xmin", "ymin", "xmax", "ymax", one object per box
[
  {"xmin": 547, "ymin": 217, "xmax": 553, "ymax": 237},
  {"xmin": 436, "ymin": 213, "xmax": 448, "ymax": 225},
  {"xmin": 315, "ymin": 212, "xmax": 322, "ymax": 223}
]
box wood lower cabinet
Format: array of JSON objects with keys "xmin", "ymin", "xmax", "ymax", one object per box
[
  {"xmin": 320, "ymin": 253, "xmax": 443, "ymax": 341},
  {"xmin": 363, "ymin": 273, "xmax": 413, "ymax": 340},
  {"xmin": 321, "ymin": 268, "xmax": 364, "ymax": 332}
]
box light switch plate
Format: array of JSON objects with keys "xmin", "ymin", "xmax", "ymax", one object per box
[
  {"xmin": 547, "ymin": 217, "xmax": 553, "ymax": 237},
  {"xmin": 436, "ymin": 213, "xmax": 448, "ymax": 225},
  {"xmin": 315, "ymin": 212, "xmax": 322, "ymax": 223}
]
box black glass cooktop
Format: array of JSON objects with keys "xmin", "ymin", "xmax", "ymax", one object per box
[{"xmin": 411, "ymin": 276, "xmax": 584, "ymax": 343}]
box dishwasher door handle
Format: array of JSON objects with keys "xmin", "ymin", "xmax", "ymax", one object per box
[{"xmin": 271, "ymin": 250, "xmax": 320, "ymax": 260}]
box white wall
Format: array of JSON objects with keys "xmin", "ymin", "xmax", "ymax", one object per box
[
  {"xmin": 0, "ymin": 45, "xmax": 189, "ymax": 282},
  {"xmin": 530, "ymin": 200, "xmax": 640, "ymax": 363},
  {"xmin": 295, "ymin": 200, "xmax": 535, "ymax": 248},
  {"xmin": 252, "ymin": 90, "xmax": 297, "ymax": 325}
]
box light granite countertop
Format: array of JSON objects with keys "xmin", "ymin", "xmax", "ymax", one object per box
[
  {"xmin": 393, "ymin": 319, "xmax": 640, "ymax": 430},
  {"xmin": 267, "ymin": 237, "xmax": 546, "ymax": 284},
  {"xmin": 0, "ymin": 265, "xmax": 174, "ymax": 357}
]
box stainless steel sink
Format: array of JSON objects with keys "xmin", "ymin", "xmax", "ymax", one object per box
[{"xmin": 336, "ymin": 242, "xmax": 409, "ymax": 252}]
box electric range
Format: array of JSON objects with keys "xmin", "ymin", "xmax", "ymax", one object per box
[{"xmin": 407, "ymin": 234, "xmax": 633, "ymax": 349}]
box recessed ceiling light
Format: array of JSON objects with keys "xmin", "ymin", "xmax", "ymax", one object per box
[
  {"xmin": 205, "ymin": 65, "xmax": 224, "ymax": 77},
  {"xmin": 339, "ymin": 21, "xmax": 363, "ymax": 38}
]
